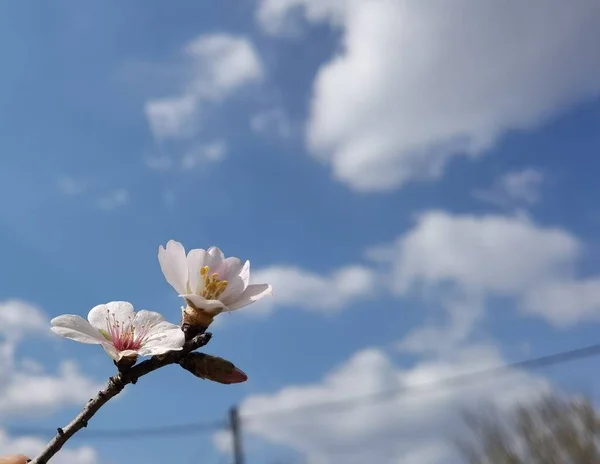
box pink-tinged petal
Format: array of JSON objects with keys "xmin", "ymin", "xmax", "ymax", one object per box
[
  {"xmin": 50, "ymin": 315, "xmax": 104, "ymax": 344},
  {"xmin": 220, "ymin": 258, "xmax": 247, "ymax": 303},
  {"xmin": 184, "ymin": 294, "xmax": 227, "ymax": 313},
  {"xmin": 138, "ymin": 322, "xmax": 185, "ymax": 356},
  {"xmin": 226, "ymin": 284, "xmax": 273, "ymax": 311},
  {"xmin": 186, "ymin": 248, "xmax": 208, "ymax": 294},
  {"xmin": 158, "ymin": 240, "xmax": 189, "ymax": 295}
]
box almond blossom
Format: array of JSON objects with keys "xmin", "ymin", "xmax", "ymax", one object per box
[
  {"xmin": 50, "ymin": 301, "xmax": 185, "ymax": 362},
  {"xmin": 158, "ymin": 240, "xmax": 272, "ymax": 319}
]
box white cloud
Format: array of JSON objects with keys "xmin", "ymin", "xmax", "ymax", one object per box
[
  {"xmin": 396, "ymin": 295, "xmax": 484, "ymax": 356},
  {"xmin": 0, "ymin": 300, "xmax": 48, "ymax": 341},
  {"xmin": 146, "ymin": 34, "xmax": 264, "ymax": 140},
  {"xmin": 370, "ymin": 210, "xmax": 600, "ymax": 327},
  {"xmin": 235, "ymin": 344, "xmax": 550, "ymax": 464},
  {"xmin": 522, "ymin": 278, "xmax": 600, "ymax": 326},
  {"xmin": 382, "ymin": 211, "xmax": 578, "ymax": 296},
  {"xmin": 0, "ymin": 300, "xmax": 102, "ymax": 418},
  {"xmin": 257, "ymin": 0, "xmax": 600, "ymax": 191},
  {"xmin": 57, "ymin": 177, "xmax": 86, "ymax": 196},
  {"xmin": 0, "ymin": 429, "xmax": 100, "ymax": 464},
  {"xmin": 181, "ymin": 140, "xmax": 227, "ymax": 169},
  {"xmin": 97, "ymin": 189, "xmax": 130, "ymax": 211},
  {"xmin": 145, "ymin": 94, "xmax": 198, "ymax": 140},
  {"xmin": 251, "ymin": 109, "xmax": 292, "ymax": 139},
  {"xmin": 251, "ymin": 265, "xmax": 377, "ymax": 314},
  {"xmin": 473, "ymin": 168, "xmax": 544, "ymax": 209},
  {"xmin": 184, "ymin": 34, "xmax": 264, "ymax": 97}
]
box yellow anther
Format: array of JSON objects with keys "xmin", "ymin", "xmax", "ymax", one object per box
[{"xmin": 198, "ymin": 265, "xmax": 229, "ymax": 300}]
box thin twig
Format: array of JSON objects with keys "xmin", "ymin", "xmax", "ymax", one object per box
[{"xmin": 30, "ymin": 332, "xmax": 212, "ymax": 464}]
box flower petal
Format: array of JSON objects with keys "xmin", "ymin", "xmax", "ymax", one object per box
[
  {"xmin": 226, "ymin": 284, "xmax": 273, "ymax": 311},
  {"xmin": 88, "ymin": 301, "xmax": 135, "ymax": 331},
  {"xmin": 133, "ymin": 309, "xmax": 165, "ymax": 331},
  {"xmin": 186, "ymin": 248, "xmax": 208, "ymax": 295},
  {"xmin": 107, "ymin": 347, "xmax": 135, "ymax": 361},
  {"xmin": 50, "ymin": 315, "xmax": 104, "ymax": 344},
  {"xmin": 158, "ymin": 240, "xmax": 189, "ymax": 295},
  {"xmin": 221, "ymin": 259, "xmax": 249, "ymax": 304},
  {"xmin": 184, "ymin": 294, "xmax": 227, "ymax": 313},
  {"xmin": 137, "ymin": 322, "xmax": 185, "ymax": 356},
  {"xmin": 206, "ymin": 246, "xmax": 226, "ymax": 278}
]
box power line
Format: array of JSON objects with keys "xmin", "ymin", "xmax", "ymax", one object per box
[
  {"xmin": 243, "ymin": 341, "xmax": 600, "ymax": 421},
  {"xmin": 9, "ymin": 341, "xmax": 600, "ymax": 439}
]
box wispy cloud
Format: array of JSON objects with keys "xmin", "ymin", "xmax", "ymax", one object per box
[
  {"xmin": 181, "ymin": 140, "xmax": 227, "ymax": 169},
  {"xmin": 97, "ymin": 189, "xmax": 130, "ymax": 211},
  {"xmin": 57, "ymin": 177, "xmax": 86, "ymax": 196},
  {"xmin": 473, "ymin": 169, "xmax": 544, "ymax": 209},
  {"xmin": 145, "ymin": 34, "xmax": 264, "ymax": 140},
  {"xmin": 145, "ymin": 155, "xmax": 174, "ymax": 171},
  {"xmin": 250, "ymin": 108, "xmax": 292, "ymax": 139}
]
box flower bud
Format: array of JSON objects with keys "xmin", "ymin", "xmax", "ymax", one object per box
[{"xmin": 180, "ymin": 353, "xmax": 248, "ymax": 384}]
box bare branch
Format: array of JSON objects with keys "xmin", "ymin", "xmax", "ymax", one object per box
[{"xmin": 30, "ymin": 332, "xmax": 212, "ymax": 464}]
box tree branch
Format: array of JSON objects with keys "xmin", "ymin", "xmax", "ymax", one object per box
[{"xmin": 30, "ymin": 332, "xmax": 212, "ymax": 464}]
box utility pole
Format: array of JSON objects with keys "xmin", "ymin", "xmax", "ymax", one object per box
[{"xmin": 229, "ymin": 406, "xmax": 244, "ymax": 464}]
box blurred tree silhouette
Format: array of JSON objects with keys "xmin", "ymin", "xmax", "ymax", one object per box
[{"xmin": 456, "ymin": 394, "xmax": 600, "ymax": 464}]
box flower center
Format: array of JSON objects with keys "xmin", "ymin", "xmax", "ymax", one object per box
[
  {"xmin": 199, "ymin": 265, "xmax": 228, "ymax": 300},
  {"xmin": 102, "ymin": 312, "xmax": 149, "ymax": 352}
]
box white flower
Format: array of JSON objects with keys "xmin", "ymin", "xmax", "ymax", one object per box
[
  {"xmin": 158, "ymin": 240, "xmax": 272, "ymax": 316},
  {"xmin": 50, "ymin": 301, "xmax": 185, "ymax": 362}
]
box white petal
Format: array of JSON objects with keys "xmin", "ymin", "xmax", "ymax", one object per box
[
  {"xmin": 186, "ymin": 248, "xmax": 208, "ymax": 294},
  {"xmin": 138, "ymin": 322, "xmax": 185, "ymax": 356},
  {"xmin": 226, "ymin": 284, "xmax": 273, "ymax": 311},
  {"xmin": 185, "ymin": 294, "xmax": 227, "ymax": 313},
  {"xmin": 110, "ymin": 347, "xmax": 136, "ymax": 361},
  {"xmin": 50, "ymin": 315, "xmax": 104, "ymax": 345},
  {"xmin": 206, "ymin": 246, "xmax": 226, "ymax": 277},
  {"xmin": 133, "ymin": 309, "xmax": 165, "ymax": 330},
  {"xmin": 88, "ymin": 301, "xmax": 135, "ymax": 331},
  {"xmin": 158, "ymin": 240, "xmax": 189, "ymax": 295},
  {"xmin": 221, "ymin": 259, "xmax": 249, "ymax": 304}
]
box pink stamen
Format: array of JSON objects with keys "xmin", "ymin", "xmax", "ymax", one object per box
[{"xmin": 105, "ymin": 312, "xmax": 150, "ymax": 352}]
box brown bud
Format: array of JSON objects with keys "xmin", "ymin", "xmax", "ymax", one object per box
[{"xmin": 180, "ymin": 353, "xmax": 248, "ymax": 384}]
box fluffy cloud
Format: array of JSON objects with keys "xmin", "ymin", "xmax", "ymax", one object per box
[
  {"xmin": 0, "ymin": 300, "xmax": 102, "ymax": 418},
  {"xmin": 381, "ymin": 211, "xmax": 578, "ymax": 296},
  {"xmin": 370, "ymin": 210, "xmax": 600, "ymax": 327},
  {"xmin": 145, "ymin": 34, "xmax": 264, "ymax": 140},
  {"xmin": 473, "ymin": 169, "xmax": 544, "ymax": 209},
  {"xmin": 0, "ymin": 429, "xmax": 100, "ymax": 464},
  {"xmin": 251, "ymin": 265, "xmax": 377, "ymax": 314},
  {"xmin": 235, "ymin": 345, "xmax": 549, "ymax": 464},
  {"xmin": 257, "ymin": 0, "xmax": 600, "ymax": 191}
]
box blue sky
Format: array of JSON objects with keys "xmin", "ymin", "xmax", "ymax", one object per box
[{"xmin": 2, "ymin": 1, "xmax": 600, "ymax": 463}]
